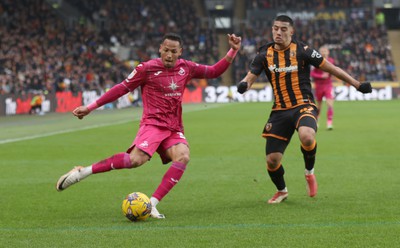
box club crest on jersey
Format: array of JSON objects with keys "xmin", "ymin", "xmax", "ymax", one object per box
[
  {"xmin": 178, "ymin": 67, "xmax": 185, "ymax": 75},
  {"xmin": 265, "ymin": 123, "xmax": 272, "ymax": 132}
]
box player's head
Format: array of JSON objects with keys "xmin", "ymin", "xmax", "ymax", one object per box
[
  {"xmin": 319, "ymin": 45, "xmax": 330, "ymax": 58},
  {"xmin": 159, "ymin": 33, "xmax": 183, "ymax": 68},
  {"xmin": 272, "ymin": 15, "xmax": 294, "ymax": 49}
]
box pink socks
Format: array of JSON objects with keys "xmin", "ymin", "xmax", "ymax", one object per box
[
  {"xmin": 92, "ymin": 152, "xmax": 131, "ymax": 174},
  {"xmin": 152, "ymin": 162, "xmax": 187, "ymax": 201}
]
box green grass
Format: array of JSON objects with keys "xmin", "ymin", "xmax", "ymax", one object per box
[{"xmin": 1, "ymin": 101, "xmax": 399, "ymax": 247}]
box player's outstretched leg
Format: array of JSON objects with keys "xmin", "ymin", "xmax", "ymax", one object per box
[
  {"xmin": 56, "ymin": 152, "xmax": 132, "ymax": 191},
  {"xmin": 149, "ymin": 161, "xmax": 187, "ymax": 218},
  {"xmin": 56, "ymin": 166, "xmax": 89, "ymax": 191}
]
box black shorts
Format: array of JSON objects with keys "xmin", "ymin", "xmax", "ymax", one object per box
[{"xmin": 262, "ymin": 104, "xmax": 318, "ymax": 154}]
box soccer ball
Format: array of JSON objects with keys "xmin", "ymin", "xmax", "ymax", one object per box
[{"xmin": 122, "ymin": 192, "xmax": 152, "ymax": 222}]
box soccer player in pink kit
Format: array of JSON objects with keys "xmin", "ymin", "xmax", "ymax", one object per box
[
  {"xmin": 311, "ymin": 46, "xmax": 335, "ymax": 130},
  {"xmin": 56, "ymin": 33, "xmax": 242, "ymax": 218}
]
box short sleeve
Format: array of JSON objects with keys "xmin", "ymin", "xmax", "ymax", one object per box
[
  {"xmin": 304, "ymin": 47, "xmax": 325, "ymax": 68},
  {"xmin": 250, "ymin": 53, "xmax": 266, "ymax": 76}
]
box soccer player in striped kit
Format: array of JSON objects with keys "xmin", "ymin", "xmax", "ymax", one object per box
[
  {"xmin": 56, "ymin": 33, "xmax": 242, "ymax": 218},
  {"xmin": 237, "ymin": 15, "xmax": 371, "ymax": 204}
]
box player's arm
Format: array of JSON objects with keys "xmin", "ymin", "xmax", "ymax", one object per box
[
  {"xmin": 237, "ymin": 71, "xmax": 259, "ymax": 94},
  {"xmin": 319, "ymin": 59, "xmax": 372, "ymax": 93},
  {"xmin": 73, "ymin": 64, "xmax": 146, "ymax": 120},
  {"xmin": 237, "ymin": 49, "xmax": 265, "ymax": 94},
  {"xmin": 73, "ymin": 83, "xmax": 130, "ymax": 119},
  {"xmin": 197, "ymin": 34, "xmax": 242, "ymax": 79}
]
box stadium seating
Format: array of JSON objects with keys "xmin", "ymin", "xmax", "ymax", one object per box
[
  {"xmin": 0, "ymin": 0, "xmax": 397, "ymax": 96},
  {"xmin": 233, "ymin": 0, "xmax": 397, "ymax": 83}
]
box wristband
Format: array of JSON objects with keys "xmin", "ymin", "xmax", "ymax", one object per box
[
  {"xmin": 227, "ymin": 48, "xmax": 238, "ymax": 58},
  {"xmin": 87, "ymin": 101, "xmax": 99, "ymax": 112}
]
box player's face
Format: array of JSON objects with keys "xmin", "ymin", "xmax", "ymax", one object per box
[
  {"xmin": 319, "ymin": 47, "xmax": 329, "ymax": 57},
  {"xmin": 272, "ymin": 21, "xmax": 294, "ymax": 48},
  {"xmin": 159, "ymin": 39, "xmax": 182, "ymax": 68}
]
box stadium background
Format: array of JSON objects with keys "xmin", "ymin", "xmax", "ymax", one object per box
[{"xmin": 1, "ymin": 0, "xmax": 399, "ymax": 116}]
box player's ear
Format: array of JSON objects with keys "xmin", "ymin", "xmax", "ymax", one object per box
[{"xmin": 178, "ymin": 47, "xmax": 183, "ymax": 57}]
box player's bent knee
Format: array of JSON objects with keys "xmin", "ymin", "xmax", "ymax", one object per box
[
  {"xmin": 129, "ymin": 155, "xmax": 150, "ymax": 168},
  {"xmin": 266, "ymin": 154, "xmax": 281, "ymax": 169},
  {"xmin": 300, "ymin": 137, "xmax": 315, "ymax": 147},
  {"xmin": 176, "ymin": 154, "xmax": 190, "ymax": 165}
]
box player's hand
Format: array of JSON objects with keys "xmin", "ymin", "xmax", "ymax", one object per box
[
  {"xmin": 237, "ymin": 81, "xmax": 248, "ymax": 94},
  {"xmin": 357, "ymin": 82, "xmax": 372, "ymax": 93},
  {"xmin": 72, "ymin": 106, "xmax": 90, "ymax": 119},
  {"xmin": 227, "ymin": 34, "xmax": 241, "ymax": 50}
]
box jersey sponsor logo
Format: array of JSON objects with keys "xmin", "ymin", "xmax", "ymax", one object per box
[
  {"xmin": 165, "ymin": 80, "xmax": 181, "ymax": 96},
  {"xmin": 268, "ymin": 64, "xmax": 298, "ymax": 73},
  {"xmin": 311, "ymin": 50, "xmax": 322, "ymax": 58},
  {"xmin": 168, "ymin": 80, "xmax": 179, "ymax": 91},
  {"xmin": 178, "ymin": 67, "xmax": 185, "ymax": 75},
  {"xmin": 154, "ymin": 71, "xmax": 162, "ymax": 76},
  {"xmin": 165, "ymin": 92, "xmax": 182, "ymax": 97}
]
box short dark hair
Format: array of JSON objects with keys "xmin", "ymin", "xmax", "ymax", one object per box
[
  {"xmin": 275, "ymin": 15, "xmax": 294, "ymax": 26},
  {"xmin": 161, "ymin": 33, "xmax": 183, "ymax": 47}
]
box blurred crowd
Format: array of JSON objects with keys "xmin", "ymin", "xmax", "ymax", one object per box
[
  {"xmin": 234, "ymin": 0, "xmax": 396, "ymax": 83},
  {"xmin": 0, "ymin": 0, "xmax": 397, "ymax": 96},
  {"xmin": 0, "ymin": 0, "xmax": 218, "ymax": 95},
  {"xmin": 247, "ymin": 0, "xmax": 364, "ymax": 9}
]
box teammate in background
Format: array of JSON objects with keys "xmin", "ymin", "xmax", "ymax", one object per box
[
  {"xmin": 56, "ymin": 33, "xmax": 242, "ymax": 219},
  {"xmin": 29, "ymin": 91, "xmax": 44, "ymax": 115},
  {"xmin": 310, "ymin": 46, "xmax": 335, "ymax": 130},
  {"xmin": 237, "ymin": 15, "xmax": 371, "ymax": 204}
]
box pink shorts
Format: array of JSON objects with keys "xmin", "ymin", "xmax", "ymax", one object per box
[
  {"xmin": 315, "ymin": 83, "xmax": 334, "ymax": 101},
  {"xmin": 127, "ymin": 124, "xmax": 189, "ymax": 164}
]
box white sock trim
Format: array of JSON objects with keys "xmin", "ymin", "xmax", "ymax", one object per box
[
  {"xmin": 150, "ymin": 197, "xmax": 159, "ymax": 207},
  {"xmin": 80, "ymin": 166, "xmax": 92, "ymax": 179},
  {"xmin": 305, "ymin": 168, "xmax": 314, "ymax": 175}
]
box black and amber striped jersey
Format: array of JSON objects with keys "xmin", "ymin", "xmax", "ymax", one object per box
[{"xmin": 250, "ymin": 40, "xmax": 325, "ymax": 110}]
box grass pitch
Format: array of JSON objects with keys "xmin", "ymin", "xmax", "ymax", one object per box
[{"xmin": 1, "ymin": 101, "xmax": 399, "ymax": 247}]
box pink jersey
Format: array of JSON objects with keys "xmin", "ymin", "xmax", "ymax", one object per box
[
  {"xmin": 122, "ymin": 59, "xmax": 197, "ymax": 131},
  {"xmin": 91, "ymin": 57, "xmax": 230, "ymax": 132},
  {"xmin": 311, "ymin": 57, "xmax": 335, "ymax": 85}
]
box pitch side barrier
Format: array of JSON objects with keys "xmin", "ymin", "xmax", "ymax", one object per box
[
  {"xmin": 199, "ymin": 82, "xmax": 399, "ymax": 103},
  {"xmin": 0, "ymin": 83, "xmax": 398, "ymax": 116}
]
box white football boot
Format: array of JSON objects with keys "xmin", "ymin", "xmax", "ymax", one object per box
[
  {"xmin": 56, "ymin": 166, "xmax": 85, "ymax": 191},
  {"xmin": 150, "ymin": 206, "xmax": 165, "ymax": 219}
]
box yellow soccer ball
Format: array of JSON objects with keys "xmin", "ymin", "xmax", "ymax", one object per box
[{"xmin": 121, "ymin": 192, "xmax": 152, "ymax": 222}]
